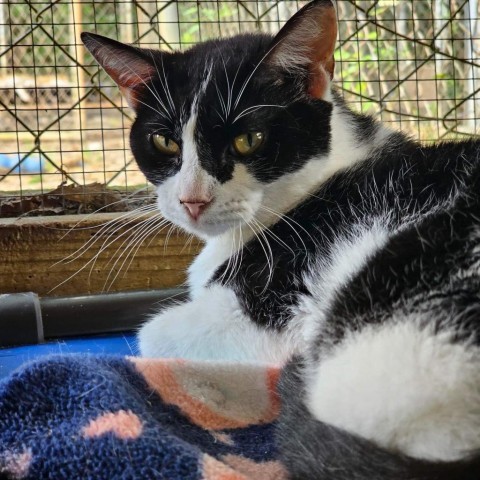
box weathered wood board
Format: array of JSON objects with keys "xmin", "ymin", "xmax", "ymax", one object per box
[{"xmin": 0, "ymin": 213, "xmax": 201, "ymax": 296}]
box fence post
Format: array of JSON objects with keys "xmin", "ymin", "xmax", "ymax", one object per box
[
  {"xmin": 119, "ymin": 1, "xmax": 134, "ymax": 44},
  {"xmin": 70, "ymin": 0, "xmax": 86, "ymax": 142},
  {"xmin": 136, "ymin": 1, "xmax": 179, "ymax": 50},
  {"xmin": 0, "ymin": 2, "xmax": 6, "ymax": 70},
  {"xmin": 158, "ymin": 1, "xmax": 180, "ymax": 50},
  {"xmin": 465, "ymin": 0, "xmax": 479, "ymax": 132}
]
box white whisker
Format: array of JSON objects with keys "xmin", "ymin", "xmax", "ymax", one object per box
[
  {"xmin": 233, "ymin": 40, "xmax": 281, "ymax": 110},
  {"xmin": 48, "ymin": 209, "xmax": 161, "ymax": 293},
  {"xmin": 239, "ymin": 214, "xmax": 273, "ymax": 290},
  {"xmin": 217, "ymin": 224, "xmax": 237, "ymax": 285},
  {"xmin": 214, "ymin": 81, "xmax": 228, "ymax": 120},
  {"xmin": 52, "ymin": 191, "xmax": 153, "ymax": 236},
  {"xmin": 260, "ymin": 204, "xmax": 313, "ymax": 253},
  {"xmin": 233, "ymin": 104, "xmax": 285, "ymax": 123},
  {"xmin": 101, "ymin": 214, "xmax": 166, "ymax": 273},
  {"xmin": 228, "ymin": 61, "xmax": 243, "ymax": 118},
  {"xmin": 163, "ymin": 223, "xmax": 178, "ymax": 253},
  {"xmin": 250, "ymin": 217, "xmax": 274, "ymax": 288},
  {"xmin": 160, "ymin": 53, "xmax": 177, "ymax": 114},
  {"xmin": 219, "ymin": 54, "xmax": 237, "ymax": 120},
  {"xmin": 86, "ymin": 213, "xmax": 162, "ymax": 282},
  {"xmin": 146, "ymin": 51, "xmax": 173, "ymax": 119},
  {"xmin": 120, "ymin": 217, "xmax": 169, "ymax": 280},
  {"xmin": 254, "ymin": 216, "xmax": 295, "ymax": 255},
  {"xmin": 103, "ymin": 216, "xmax": 168, "ymax": 291},
  {"xmin": 53, "ymin": 205, "xmax": 157, "ymax": 266}
]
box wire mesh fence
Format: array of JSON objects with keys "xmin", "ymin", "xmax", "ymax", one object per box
[{"xmin": 1, "ymin": 0, "xmax": 479, "ymax": 216}]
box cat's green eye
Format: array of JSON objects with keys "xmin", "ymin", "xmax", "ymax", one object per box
[
  {"xmin": 233, "ymin": 132, "xmax": 264, "ymax": 156},
  {"xmin": 152, "ymin": 134, "xmax": 180, "ymax": 156}
]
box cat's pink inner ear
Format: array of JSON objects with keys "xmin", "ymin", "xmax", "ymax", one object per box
[
  {"xmin": 266, "ymin": 0, "xmax": 338, "ymax": 99},
  {"xmin": 81, "ymin": 32, "xmax": 156, "ymax": 110}
]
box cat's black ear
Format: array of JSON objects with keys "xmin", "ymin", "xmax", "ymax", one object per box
[
  {"xmin": 81, "ymin": 32, "xmax": 157, "ymax": 110},
  {"xmin": 266, "ymin": 0, "xmax": 337, "ymax": 99}
]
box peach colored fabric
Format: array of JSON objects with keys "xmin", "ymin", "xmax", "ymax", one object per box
[
  {"xmin": 82, "ymin": 409, "xmax": 143, "ymax": 440},
  {"xmin": 266, "ymin": 367, "xmax": 282, "ymax": 417},
  {"xmin": 131, "ymin": 358, "xmax": 281, "ymax": 430},
  {"xmin": 222, "ymin": 455, "xmax": 289, "ymax": 480},
  {"xmin": 211, "ymin": 432, "xmax": 235, "ymax": 446},
  {"xmin": 202, "ymin": 454, "xmax": 248, "ymax": 480},
  {"xmin": 0, "ymin": 449, "xmax": 32, "ymax": 479}
]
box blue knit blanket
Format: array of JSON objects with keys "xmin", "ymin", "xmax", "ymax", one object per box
[{"xmin": 0, "ymin": 356, "xmax": 287, "ymax": 479}]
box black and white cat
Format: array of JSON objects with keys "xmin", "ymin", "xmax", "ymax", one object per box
[{"xmin": 82, "ymin": 1, "xmax": 480, "ymax": 477}]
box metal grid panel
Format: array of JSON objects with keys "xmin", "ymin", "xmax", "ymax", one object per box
[{"xmin": 0, "ymin": 1, "xmax": 479, "ymax": 216}]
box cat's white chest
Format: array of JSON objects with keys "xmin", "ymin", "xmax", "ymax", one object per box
[{"xmin": 188, "ymin": 233, "xmax": 236, "ymax": 298}]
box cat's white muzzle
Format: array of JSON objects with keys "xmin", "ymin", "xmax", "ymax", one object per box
[{"xmin": 155, "ymin": 164, "xmax": 264, "ymax": 239}]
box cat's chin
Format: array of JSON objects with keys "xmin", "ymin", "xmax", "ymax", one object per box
[
  {"xmin": 160, "ymin": 210, "xmax": 245, "ymax": 240},
  {"xmin": 184, "ymin": 218, "xmax": 244, "ymax": 239}
]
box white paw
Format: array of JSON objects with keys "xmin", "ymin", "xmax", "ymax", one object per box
[{"xmin": 137, "ymin": 284, "xmax": 297, "ymax": 363}]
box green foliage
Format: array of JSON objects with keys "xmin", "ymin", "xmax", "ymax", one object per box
[{"xmin": 178, "ymin": 2, "xmax": 237, "ymax": 44}]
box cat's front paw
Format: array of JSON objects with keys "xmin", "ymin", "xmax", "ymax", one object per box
[
  {"xmin": 137, "ymin": 286, "xmax": 297, "ymax": 362},
  {"xmin": 137, "ymin": 306, "xmax": 186, "ymax": 358}
]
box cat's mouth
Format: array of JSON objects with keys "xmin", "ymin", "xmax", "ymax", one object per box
[
  {"xmin": 172, "ymin": 199, "xmax": 259, "ymax": 238},
  {"xmin": 187, "ymin": 205, "xmax": 253, "ymax": 234}
]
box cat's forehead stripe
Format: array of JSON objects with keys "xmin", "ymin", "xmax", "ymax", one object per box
[
  {"xmin": 181, "ymin": 94, "xmax": 200, "ymax": 164},
  {"xmin": 176, "ymin": 67, "xmax": 212, "ymax": 128},
  {"xmin": 200, "ymin": 62, "xmax": 214, "ymax": 93},
  {"xmin": 178, "ymin": 95, "xmax": 217, "ymax": 199}
]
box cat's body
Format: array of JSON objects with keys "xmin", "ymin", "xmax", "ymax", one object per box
[{"xmin": 82, "ymin": 1, "xmax": 480, "ymax": 477}]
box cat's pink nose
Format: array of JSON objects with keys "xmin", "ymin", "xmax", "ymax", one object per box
[{"xmin": 179, "ymin": 198, "xmax": 212, "ymax": 221}]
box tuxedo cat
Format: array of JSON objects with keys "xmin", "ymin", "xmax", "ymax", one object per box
[{"xmin": 82, "ymin": 1, "xmax": 480, "ymax": 477}]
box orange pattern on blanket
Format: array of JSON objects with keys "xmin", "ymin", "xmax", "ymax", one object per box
[
  {"xmin": 82, "ymin": 410, "xmax": 143, "ymax": 440},
  {"xmin": 222, "ymin": 455, "xmax": 289, "ymax": 480},
  {"xmin": 201, "ymin": 454, "xmax": 248, "ymax": 480},
  {"xmin": 0, "ymin": 449, "xmax": 32, "ymax": 479},
  {"xmin": 130, "ymin": 358, "xmax": 281, "ymax": 430},
  {"xmin": 211, "ymin": 432, "xmax": 235, "ymax": 446},
  {"xmin": 266, "ymin": 367, "xmax": 282, "ymax": 418}
]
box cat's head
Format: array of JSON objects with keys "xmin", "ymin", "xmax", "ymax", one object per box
[{"xmin": 82, "ymin": 0, "xmax": 337, "ymax": 239}]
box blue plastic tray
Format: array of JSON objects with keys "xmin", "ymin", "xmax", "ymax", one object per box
[{"xmin": 0, "ymin": 333, "xmax": 137, "ymax": 379}]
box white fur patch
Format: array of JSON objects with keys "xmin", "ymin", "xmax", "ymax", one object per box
[
  {"xmin": 137, "ymin": 284, "xmax": 298, "ymax": 363},
  {"xmin": 291, "ymin": 221, "xmax": 390, "ymax": 345},
  {"xmin": 178, "ymin": 102, "xmax": 216, "ymax": 202},
  {"xmin": 306, "ymin": 321, "xmax": 480, "ymax": 461},
  {"xmin": 188, "ymin": 233, "xmax": 237, "ymax": 297},
  {"xmin": 181, "ymin": 107, "xmax": 199, "ymax": 169}
]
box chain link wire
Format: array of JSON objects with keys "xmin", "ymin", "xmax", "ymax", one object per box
[{"xmin": 0, "ymin": 1, "xmax": 479, "ymax": 215}]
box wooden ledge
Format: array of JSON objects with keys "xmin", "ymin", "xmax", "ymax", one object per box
[{"xmin": 0, "ymin": 213, "xmax": 201, "ymax": 297}]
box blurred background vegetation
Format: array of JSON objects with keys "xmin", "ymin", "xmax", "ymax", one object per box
[{"xmin": 0, "ymin": 0, "xmax": 479, "ymax": 208}]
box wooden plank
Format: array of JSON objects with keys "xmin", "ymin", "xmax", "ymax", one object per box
[{"xmin": 0, "ymin": 213, "xmax": 202, "ymax": 297}]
